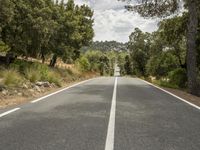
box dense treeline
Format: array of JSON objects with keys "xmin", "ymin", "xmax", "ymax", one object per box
[
  {"xmin": 0, "ymin": 0, "xmax": 94, "ymax": 67},
  {"xmin": 120, "ymin": 14, "xmax": 200, "ymax": 93},
  {"xmin": 81, "ymin": 41, "xmax": 128, "ymax": 52},
  {"xmin": 76, "ymin": 50, "xmax": 116, "ymax": 76}
]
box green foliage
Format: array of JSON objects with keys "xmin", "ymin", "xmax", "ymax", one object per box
[
  {"xmin": 76, "ymin": 57, "xmax": 90, "ymax": 72},
  {"xmin": 168, "ymin": 68, "xmax": 187, "ymax": 88},
  {"xmin": 120, "ymin": 0, "xmax": 181, "ymax": 18},
  {"xmin": 0, "ymin": 0, "xmax": 94, "ymax": 66},
  {"xmin": 82, "ymin": 41, "xmax": 128, "ymax": 52},
  {"xmin": 84, "ymin": 50, "xmax": 102, "ymax": 71},
  {"xmin": 128, "ymin": 28, "xmax": 150, "ymax": 76},
  {"xmin": 25, "ymin": 68, "xmax": 41, "ymax": 83},
  {"xmin": 117, "ymin": 52, "xmax": 127, "ymax": 75},
  {"xmin": 0, "ymin": 41, "xmax": 9, "ymax": 53},
  {"xmin": 124, "ymin": 55, "xmax": 132, "ymax": 75},
  {"xmin": 120, "ymin": 0, "xmax": 200, "ymax": 95},
  {"xmin": 45, "ymin": 70, "xmax": 61, "ymax": 87},
  {"xmin": 154, "ymin": 79, "xmax": 179, "ymax": 89},
  {"xmin": 146, "ymin": 52, "xmax": 179, "ymax": 78}
]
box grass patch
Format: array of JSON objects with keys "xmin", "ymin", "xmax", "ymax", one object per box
[
  {"xmin": 2, "ymin": 69, "xmax": 23, "ymax": 87},
  {"xmin": 0, "ymin": 58, "xmax": 94, "ymax": 88},
  {"xmin": 45, "ymin": 70, "xmax": 62, "ymax": 86},
  {"xmin": 152, "ymin": 79, "xmax": 179, "ymax": 89},
  {"xmin": 25, "ymin": 68, "xmax": 41, "ymax": 83}
]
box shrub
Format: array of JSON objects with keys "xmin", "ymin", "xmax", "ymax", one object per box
[
  {"xmin": 11, "ymin": 60, "xmax": 32, "ymax": 74},
  {"xmin": 2, "ymin": 69, "xmax": 23, "ymax": 87},
  {"xmin": 168, "ymin": 68, "xmax": 187, "ymax": 88},
  {"xmin": 46, "ymin": 70, "xmax": 62, "ymax": 87},
  {"xmin": 76, "ymin": 57, "xmax": 90, "ymax": 72},
  {"xmin": 25, "ymin": 68, "xmax": 41, "ymax": 83},
  {"xmin": 146, "ymin": 52, "xmax": 179, "ymax": 78}
]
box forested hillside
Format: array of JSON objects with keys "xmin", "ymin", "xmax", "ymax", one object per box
[{"xmin": 81, "ymin": 41, "xmax": 128, "ymax": 52}]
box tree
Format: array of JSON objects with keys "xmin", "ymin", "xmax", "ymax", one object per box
[
  {"xmin": 146, "ymin": 52, "xmax": 179, "ymax": 78},
  {"xmin": 49, "ymin": 0, "xmax": 94, "ymax": 67},
  {"xmin": 119, "ymin": 0, "xmax": 200, "ymax": 95},
  {"xmin": 0, "ymin": 0, "xmax": 94, "ymax": 67},
  {"xmin": 124, "ymin": 55, "xmax": 132, "ymax": 75},
  {"xmin": 158, "ymin": 15, "xmax": 187, "ymax": 69},
  {"xmin": 128, "ymin": 28, "xmax": 150, "ymax": 76}
]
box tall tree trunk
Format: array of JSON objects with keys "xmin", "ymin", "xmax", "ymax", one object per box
[
  {"xmin": 41, "ymin": 53, "xmax": 45, "ymax": 64},
  {"xmin": 187, "ymin": 0, "xmax": 199, "ymax": 95},
  {"xmin": 49, "ymin": 54, "xmax": 57, "ymax": 67}
]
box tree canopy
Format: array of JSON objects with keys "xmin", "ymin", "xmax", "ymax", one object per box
[{"xmin": 0, "ymin": 0, "xmax": 94, "ymax": 67}]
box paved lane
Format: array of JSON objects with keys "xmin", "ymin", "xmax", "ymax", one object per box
[
  {"xmin": 0, "ymin": 77, "xmax": 115, "ymax": 150},
  {"xmin": 0, "ymin": 77, "xmax": 200, "ymax": 150},
  {"xmin": 115, "ymin": 77, "xmax": 200, "ymax": 150}
]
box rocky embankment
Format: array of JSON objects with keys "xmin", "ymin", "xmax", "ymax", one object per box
[{"xmin": 0, "ymin": 81, "xmax": 58, "ymax": 108}]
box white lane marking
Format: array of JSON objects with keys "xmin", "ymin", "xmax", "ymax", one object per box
[
  {"xmin": 31, "ymin": 78, "xmax": 95, "ymax": 103},
  {"xmin": 105, "ymin": 77, "xmax": 118, "ymax": 150},
  {"xmin": 139, "ymin": 78, "xmax": 200, "ymax": 110},
  {"xmin": 0, "ymin": 108, "xmax": 20, "ymax": 118}
]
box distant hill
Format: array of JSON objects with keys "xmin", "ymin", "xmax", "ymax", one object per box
[{"xmin": 81, "ymin": 41, "xmax": 128, "ymax": 52}]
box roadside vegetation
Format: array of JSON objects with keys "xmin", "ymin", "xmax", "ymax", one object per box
[
  {"xmin": 119, "ymin": 0, "xmax": 200, "ymax": 96},
  {"xmin": 119, "ymin": 14, "xmax": 200, "ymax": 95},
  {"xmin": 0, "ymin": 48, "xmax": 116, "ymax": 107},
  {"xmin": 0, "ymin": 0, "xmax": 102, "ymax": 107}
]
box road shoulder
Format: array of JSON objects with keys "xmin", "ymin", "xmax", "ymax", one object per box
[{"xmin": 139, "ymin": 78, "xmax": 200, "ymax": 109}]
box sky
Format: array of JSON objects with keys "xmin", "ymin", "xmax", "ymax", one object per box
[{"xmin": 74, "ymin": 0, "xmax": 159, "ymax": 43}]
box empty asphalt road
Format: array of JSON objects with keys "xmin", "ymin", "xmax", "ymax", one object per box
[{"xmin": 0, "ymin": 77, "xmax": 200, "ymax": 150}]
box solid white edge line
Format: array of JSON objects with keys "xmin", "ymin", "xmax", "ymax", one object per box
[
  {"xmin": 105, "ymin": 77, "xmax": 118, "ymax": 150},
  {"xmin": 139, "ymin": 78, "xmax": 200, "ymax": 110},
  {"xmin": 31, "ymin": 78, "xmax": 95, "ymax": 103},
  {"xmin": 0, "ymin": 108, "xmax": 20, "ymax": 118}
]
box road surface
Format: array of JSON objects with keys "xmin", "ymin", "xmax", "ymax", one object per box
[{"xmin": 0, "ymin": 77, "xmax": 200, "ymax": 150}]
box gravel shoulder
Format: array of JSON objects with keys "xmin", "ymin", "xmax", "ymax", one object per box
[{"xmin": 162, "ymin": 87, "xmax": 200, "ymax": 107}]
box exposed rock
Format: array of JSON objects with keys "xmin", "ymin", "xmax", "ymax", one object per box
[
  {"xmin": 22, "ymin": 83, "xmax": 29, "ymax": 89},
  {"xmin": 51, "ymin": 83, "xmax": 56, "ymax": 88},
  {"xmin": 34, "ymin": 85, "xmax": 41, "ymax": 93},
  {"xmin": 36, "ymin": 81, "xmax": 51, "ymax": 87},
  {"xmin": 2, "ymin": 90, "xmax": 8, "ymax": 95},
  {"xmin": 28, "ymin": 89, "xmax": 35, "ymax": 93},
  {"xmin": 17, "ymin": 93, "xmax": 23, "ymax": 96}
]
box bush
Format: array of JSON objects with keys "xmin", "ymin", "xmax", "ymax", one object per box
[
  {"xmin": 168, "ymin": 68, "xmax": 187, "ymax": 88},
  {"xmin": 2, "ymin": 69, "xmax": 23, "ymax": 87},
  {"xmin": 45, "ymin": 70, "xmax": 62, "ymax": 87},
  {"xmin": 25, "ymin": 68, "xmax": 41, "ymax": 83},
  {"xmin": 158, "ymin": 80, "xmax": 179, "ymax": 89},
  {"xmin": 146, "ymin": 52, "xmax": 179, "ymax": 78},
  {"xmin": 10, "ymin": 60, "xmax": 32, "ymax": 74},
  {"xmin": 76, "ymin": 57, "xmax": 90, "ymax": 72}
]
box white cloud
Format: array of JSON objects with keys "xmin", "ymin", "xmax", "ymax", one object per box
[{"xmin": 74, "ymin": 0, "xmax": 159, "ymax": 42}]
